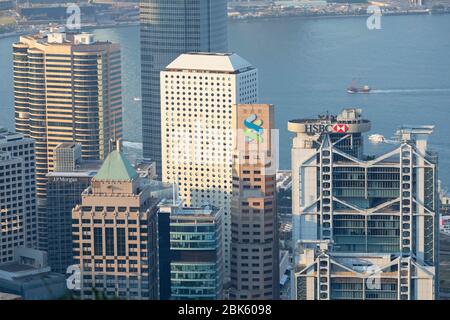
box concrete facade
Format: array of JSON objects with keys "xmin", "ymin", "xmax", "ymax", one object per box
[
  {"xmin": 230, "ymin": 104, "xmax": 279, "ymax": 300},
  {"xmin": 161, "ymin": 53, "xmax": 258, "ymax": 279}
]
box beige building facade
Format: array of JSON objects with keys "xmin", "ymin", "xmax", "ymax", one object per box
[
  {"xmin": 13, "ymin": 31, "xmax": 122, "ymax": 201},
  {"xmin": 72, "ymin": 148, "xmax": 158, "ymax": 300},
  {"xmin": 230, "ymin": 104, "xmax": 279, "ymax": 300},
  {"xmin": 161, "ymin": 53, "xmax": 258, "ymax": 278}
]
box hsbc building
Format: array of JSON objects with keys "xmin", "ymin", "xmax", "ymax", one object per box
[
  {"xmin": 289, "ymin": 110, "xmax": 371, "ymax": 136},
  {"xmin": 288, "ymin": 108, "xmax": 371, "ymax": 158},
  {"xmin": 288, "ymin": 108, "xmax": 438, "ymax": 300}
]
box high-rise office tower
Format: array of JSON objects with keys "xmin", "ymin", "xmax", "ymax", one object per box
[
  {"xmin": 161, "ymin": 53, "xmax": 258, "ymax": 278},
  {"xmin": 158, "ymin": 200, "xmax": 224, "ymax": 300},
  {"xmin": 0, "ymin": 128, "xmax": 37, "ymax": 262},
  {"xmin": 289, "ymin": 108, "xmax": 438, "ymax": 300},
  {"xmin": 46, "ymin": 143, "xmax": 101, "ymax": 274},
  {"xmin": 13, "ymin": 31, "xmax": 122, "ymax": 248},
  {"xmin": 72, "ymin": 145, "xmax": 158, "ymax": 300},
  {"xmin": 140, "ymin": 0, "xmax": 228, "ymax": 176},
  {"xmin": 53, "ymin": 142, "xmax": 82, "ymax": 172},
  {"xmin": 230, "ymin": 104, "xmax": 279, "ymax": 300},
  {"xmin": 13, "ymin": 31, "xmax": 122, "ymax": 196}
]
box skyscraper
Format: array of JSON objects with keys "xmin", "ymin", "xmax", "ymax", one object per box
[
  {"xmin": 289, "ymin": 108, "xmax": 438, "ymax": 300},
  {"xmin": 161, "ymin": 53, "xmax": 258, "ymax": 278},
  {"xmin": 0, "ymin": 128, "xmax": 37, "ymax": 262},
  {"xmin": 53, "ymin": 142, "xmax": 82, "ymax": 172},
  {"xmin": 158, "ymin": 200, "xmax": 224, "ymax": 300},
  {"xmin": 46, "ymin": 143, "xmax": 101, "ymax": 274},
  {"xmin": 72, "ymin": 146, "xmax": 158, "ymax": 300},
  {"xmin": 140, "ymin": 0, "xmax": 228, "ymax": 176},
  {"xmin": 13, "ymin": 30, "xmax": 122, "ymax": 249},
  {"xmin": 230, "ymin": 104, "xmax": 279, "ymax": 300}
]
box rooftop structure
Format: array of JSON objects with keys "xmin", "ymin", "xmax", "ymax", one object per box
[
  {"xmin": 166, "ymin": 52, "xmax": 253, "ymax": 73},
  {"xmin": 0, "ymin": 248, "xmax": 67, "ymax": 300}
]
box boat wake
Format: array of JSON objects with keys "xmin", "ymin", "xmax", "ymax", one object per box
[{"xmin": 371, "ymin": 88, "xmax": 450, "ymax": 94}]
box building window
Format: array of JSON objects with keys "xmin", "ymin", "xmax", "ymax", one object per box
[{"xmin": 94, "ymin": 227, "xmax": 103, "ymax": 256}]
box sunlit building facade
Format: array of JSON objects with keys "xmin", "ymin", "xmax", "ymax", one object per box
[
  {"xmin": 230, "ymin": 104, "xmax": 279, "ymax": 300},
  {"xmin": 72, "ymin": 147, "xmax": 158, "ymax": 300},
  {"xmin": 140, "ymin": 0, "xmax": 228, "ymax": 176},
  {"xmin": 161, "ymin": 53, "xmax": 258, "ymax": 279},
  {"xmin": 13, "ymin": 30, "xmax": 122, "ymax": 220}
]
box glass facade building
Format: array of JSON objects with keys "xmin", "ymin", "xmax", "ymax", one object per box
[
  {"xmin": 290, "ymin": 109, "xmax": 438, "ymax": 300},
  {"xmin": 139, "ymin": 0, "xmax": 228, "ymax": 176},
  {"xmin": 46, "ymin": 143, "xmax": 100, "ymax": 274},
  {"xmin": 158, "ymin": 201, "xmax": 224, "ymax": 300}
]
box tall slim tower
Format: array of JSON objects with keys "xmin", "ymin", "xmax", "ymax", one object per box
[
  {"xmin": 230, "ymin": 104, "xmax": 279, "ymax": 300},
  {"xmin": 13, "ymin": 31, "xmax": 122, "ymax": 248},
  {"xmin": 46, "ymin": 143, "xmax": 101, "ymax": 274},
  {"xmin": 0, "ymin": 128, "xmax": 37, "ymax": 262},
  {"xmin": 140, "ymin": 0, "xmax": 228, "ymax": 176},
  {"xmin": 161, "ymin": 53, "xmax": 258, "ymax": 279},
  {"xmin": 289, "ymin": 108, "xmax": 438, "ymax": 300}
]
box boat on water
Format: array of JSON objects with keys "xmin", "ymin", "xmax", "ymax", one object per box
[
  {"xmin": 347, "ymin": 80, "xmax": 371, "ymax": 94},
  {"xmin": 369, "ymin": 134, "xmax": 385, "ymax": 144},
  {"xmin": 133, "ymin": 97, "xmax": 142, "ymax": 102}
]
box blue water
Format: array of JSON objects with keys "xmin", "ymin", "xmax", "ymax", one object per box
[{"xmin": 1, "ymin": 15, "xmax": 449, "ymax": 188}]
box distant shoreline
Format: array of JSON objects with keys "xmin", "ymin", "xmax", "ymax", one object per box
[
  {"xmin": 0, "ymin": 22, "xmax": 139, "ymax": 40},
  {"xmin": 229, "ymin": 10, "xmax": 450, "ymax": 23},
  {"xmin": 1, "ymin": 11, "xmax": 449, "ymax": 40}
]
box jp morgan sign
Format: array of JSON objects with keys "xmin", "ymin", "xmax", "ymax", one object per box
[{"xmin": 305, "ymin": 123, "xmax": 350, "ymax": 135}]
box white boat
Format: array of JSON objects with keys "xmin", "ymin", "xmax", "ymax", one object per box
[
  {"xmin": 369, "ymin": 134, "xmax": 385, "ymax": 144},
  {"xmin": 133, "ymin": 97, "xmax": 142, "ymax": 102}
]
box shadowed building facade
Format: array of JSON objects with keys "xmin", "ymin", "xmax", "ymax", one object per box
[
  {"xmin": 0, "ymin": 128, "xmax": 37, "ymax": 262},
  {"xmin": 140, "ymin": 0, "xmax": 228, "ymax": 176},
  {"xmin": 46, "ymin": 143, "xmax": 101, "ymax": 274},
  {"xmin": 158, "ymin": 200, "xmax": 224, "ymax": 300}
]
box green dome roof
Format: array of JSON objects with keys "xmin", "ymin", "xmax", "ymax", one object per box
[{"xmin": 94, "ymin": 150, "xmax": 138, "ymax": 181}]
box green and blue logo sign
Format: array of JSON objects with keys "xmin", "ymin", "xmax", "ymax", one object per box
[{"xmin": 244, "ymin": 114, "xmax": 264, "ymax": 143}]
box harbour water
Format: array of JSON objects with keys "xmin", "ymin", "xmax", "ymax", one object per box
[{"xmin": 0, "ymin": 15, "xmax": 449, "ymax": 188}]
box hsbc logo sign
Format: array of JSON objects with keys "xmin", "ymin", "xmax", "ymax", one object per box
[
  {"xmin": 305, "ymin": 123, "xmax": 349, "ymax": 135},
  {"xmin": 332, "ymin": 124, "xmax": 349, "ymax": 133}
]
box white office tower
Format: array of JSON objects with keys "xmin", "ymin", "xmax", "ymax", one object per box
[
  {"xmin": 289, "ymin": 109, "xmax": 438, "ymax": 300},
  {"xmin": 161, "ymin": 53, "xmax": 258, "ymax": 279},
  {"xmin": 0, "ymin": 128, "xmax": 37, "ymax": 263}
]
